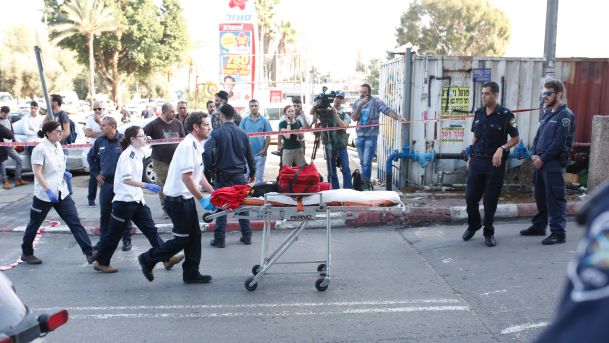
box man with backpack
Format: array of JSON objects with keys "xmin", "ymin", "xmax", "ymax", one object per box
[{"xmin": 44, "ymin": 94, "xmax": 76, "ymax": 194}]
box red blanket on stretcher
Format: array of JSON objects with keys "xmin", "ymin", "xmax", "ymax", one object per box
[{"xmin": 210, "ymin": 184, "xmax": 252, "ymax": 210}]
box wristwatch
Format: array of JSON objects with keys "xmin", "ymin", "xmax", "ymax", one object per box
[{"xmin": 500, "ymin": 145, "xmax": 507, "ymax": 152}]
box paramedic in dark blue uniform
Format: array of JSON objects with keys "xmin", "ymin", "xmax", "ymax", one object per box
[
  {"xmin": 87, "ymin": 116, "xmax": 133, "ymax": 252},
  {"xmin": 463, "ymin": 81, "xmax": 520, "ymax": 247},
  {"xmin": 520, "ymin": 80, "xmax": 575, "ymax": 245},
  {"xmin": 535, "ymin": 181, "xmax": 609, "ymax": 343},
  {"xmin": 203, "ymin": 104, "xmax": 255, "ymax": 248}
]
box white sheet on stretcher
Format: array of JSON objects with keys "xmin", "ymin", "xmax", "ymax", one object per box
[{"xmin": 259, "ymin": 189, "xmax": 403, "ymax": 206}]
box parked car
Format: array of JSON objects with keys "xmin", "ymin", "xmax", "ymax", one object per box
[
  {"xmin": 0, "ymin": 273, "xmax": 68, "ymax": 342},
  {"xmin": 8, "ymin": 110, "xmax": 29, "ymax": 124},
  {"xmin": 4, "ymin": 118, "xmax": 90, "ymax": 172},
  {"xmin": 0, "ymin": 92, "xmax": 16, "ymax": 109}
]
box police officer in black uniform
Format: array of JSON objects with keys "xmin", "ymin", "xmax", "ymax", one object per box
[
  {"xmin": 463, "ymin": 81, "xmax": 520, "ymax": 247},
  {"xmin": 535, "ymin": 181, "xmax": 609, "ymax": 342},
  {"xmin": 204, "ymin": 104, "xmax": 255, "ymax": 248},
  {"xmin": 87, "ymin": 116, "xmax": 133, "ymax": 251},
  {"xmin": 521, "ymin": 80, "xmax": 575, "ymax": 245}
]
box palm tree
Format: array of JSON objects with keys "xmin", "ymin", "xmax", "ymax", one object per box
[
  {"xmin": 273, "ymin": 20, "xmax": 297, "ymax": 83},
  {"xmin": 51, "ymin": 0, "xmax": 118, "ymax": 104},
  {"xmin": 255, "ymin": 0, "xmax": 279, "ymax": 83}
]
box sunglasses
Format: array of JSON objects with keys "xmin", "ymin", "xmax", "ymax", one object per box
[
  {"xmin": 542, "ymin": 91, "xmax": 555, "ymax": 97},
  {"xmin": 93, "ymin": 108, "xmax": 103, "ymax": 111}
]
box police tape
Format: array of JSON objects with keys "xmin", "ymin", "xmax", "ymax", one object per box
[
  {"xmin": 0, "ymin": 107, "xmax": 541, "ymax": 149},
  {"xmin": 0, "ymin": 220, "xmax": 59, "ymax": 271}
]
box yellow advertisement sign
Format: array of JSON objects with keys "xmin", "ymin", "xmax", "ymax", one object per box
[{"xmin": 440, "ymin": 86, "xmax": 470, "ymax": 143}]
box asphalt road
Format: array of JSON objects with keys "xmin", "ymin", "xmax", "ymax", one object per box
[{"xmin": 1, "ymin": 220, "xmax": 583, "ymax": 342}]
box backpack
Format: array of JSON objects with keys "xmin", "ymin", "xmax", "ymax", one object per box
[
  {"xmin": 277, "ymin": 164, "xmax": 321, "ymax": 194},
  {"xmin": 66, "ymin": 119, "xmax": 77, "ymax": 144}
]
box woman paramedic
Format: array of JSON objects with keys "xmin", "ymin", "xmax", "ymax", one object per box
[
  {"xmin": 93, "ymin": 126, "xmax": 183, "ymax": 273},
  {"xmin": 20, "ymin": 121, "xmax": 96, "ymax": 264}
]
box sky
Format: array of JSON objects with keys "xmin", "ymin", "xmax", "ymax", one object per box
[{"xmin": 2, "ymin": 0, "xmax": 608, "ymax": 83}]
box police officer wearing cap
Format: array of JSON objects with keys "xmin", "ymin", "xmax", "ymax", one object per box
[
  {"xmin": 535, "ymin": 181, "xmax": 609, "ymax": 342},
  {"xmin": 138, "ymin": 112, "xmax": 214, "ymax": 284},
  {"xmin": 521, "ymin": 79, "xmax": 575, "ymax": 245},
  {"xmin": 204, "ymin": 104, "xmax": 255, "ymax": 248},
  {"xmin": 87, "ymin": 116, "xmax": 133, "ymax": 252},
  {"xmin": 463, "ymin": 81, "xmax": 519, "ymax": 247}
]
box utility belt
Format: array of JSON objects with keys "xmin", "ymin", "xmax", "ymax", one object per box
[
  {"xmin": 471, "ymin": 152, "xmax": 494, "ymax": 159},
  {"xmin": 471, "ymin": 147, "xmax": 509, "ymax": 160},
  {"xmin": 164, "ymin": 195, "xmax": 194, "ymax": 203}
]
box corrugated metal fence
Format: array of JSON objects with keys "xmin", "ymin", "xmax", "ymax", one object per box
[{"xmin": 378, "ymin": 56, "xmax": 609, "ymax": 188}]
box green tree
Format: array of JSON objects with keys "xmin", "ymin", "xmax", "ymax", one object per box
[
  {"xmin": 395, "ymin": 0, "xmax": 511, "ymax": 56},
  {"xmin": 50, "ymin": 0, "xmax": 118, "ymax": 104},
  {"xmin": 0, "ymin": 25, "xmax": 82, "ymax": 100},
  {"xmin": 45, "ymin": 0, "xmax": 189, "ymax": 107},
  {"xmin": 273, "ymin": 20, "xmax": 297, "ymax": 83},
  {"xmin": 255, "ymin": 0, "xmax": 280, "ymax": 82}
]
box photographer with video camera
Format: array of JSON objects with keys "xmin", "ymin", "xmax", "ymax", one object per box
[
  {"xmin": 310, "ymin": 91, "xmax": 352, "ymax": 189},
  {"xmin": 351, "ymin": 83, "xmax": 406, "ymax": 189}
]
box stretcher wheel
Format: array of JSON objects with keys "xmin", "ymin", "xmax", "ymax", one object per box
[
  {"xmin": 202, "ymin": 212, "xmax": 214, "ymax": 223},
  {"xmin": 315, "ymin": 278, "xmax": 329, "ymax": 292},
  {"xmin": 252, "ymin": 264, "xmax": 261, "ymax": 275},
  {"xmin": 317, "ymin": 263, "xmax": 327, "ymax": 276},
  {"xmin": 245, "ymin": 277, "xmax": 258, "ymax": 291}
]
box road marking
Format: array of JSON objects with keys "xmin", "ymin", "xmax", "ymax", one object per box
[
  {"xmin": 500, "ymin": 322, "xmax": 549, "ymax": 334},
  {"xmin": 480, "ymin": 289, "xmax": 507, "ymax": 296},
  {"xmin": 68, "ymin": 305, "xmax": 470, "ymax": 320},
  {"xmin": 35, "ymin": 298, "xmax": 463, "ymax": 312}
]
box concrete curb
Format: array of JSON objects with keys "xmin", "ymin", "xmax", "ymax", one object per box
[{"xmin": 0, "ymin": 201, "xmax": 581, "ymax": 235}]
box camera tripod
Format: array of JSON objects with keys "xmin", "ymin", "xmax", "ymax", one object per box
[{"xmin": 311, "ymin": 114, "xmax": 339, "ymax": 185}]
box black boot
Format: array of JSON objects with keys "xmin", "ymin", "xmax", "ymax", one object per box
[
  {"xmin": 542, "ymin": 232, "xmax": 566, "ymax": 245},
  {"xmin": 462, "ymin": 227, "xmax": 478, "ymax": 241},
  {"xmin": 520, "ymin": 226, "xmax": 546, "ymax": 236},
  {"xmin": 484, "ymin": 235, "xmax": 497, "ymax": 247}
]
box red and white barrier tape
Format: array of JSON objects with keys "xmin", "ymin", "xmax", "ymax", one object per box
[
  {"xmin": 0, "ymin": 108, "xmax": 541, "ymax": 148},
  {"xmin": 0, "ymin": 220, "xmax": 59, "ymax": 272}
]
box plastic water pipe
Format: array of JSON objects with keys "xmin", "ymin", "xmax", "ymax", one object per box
[{"xmin": 385, "ymin": 141, "xmax": 531, "ymax": 190}]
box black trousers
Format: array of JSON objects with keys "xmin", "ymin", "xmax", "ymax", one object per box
[
  {"xmin": 95, "ymin": 201, "xmax": 163, "ymax": 265},
  {"xmin": 465, "ymin": 158, "xmax": 506, "ymax": 235},
  {"xmin": 141, "ymin": 196, "xmax": 202, "ymax": 280},
  {"xmin": 95, "ymin": 182, "xmax": 132, "ymax": 249},
  {"xmin": 22, "ymin": 195, "xmax": 93, "ymax": 256}
]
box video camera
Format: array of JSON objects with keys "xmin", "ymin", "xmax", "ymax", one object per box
[{"xmin": 314, "ymin": 91, "xmax": 337, "ymax": 113}]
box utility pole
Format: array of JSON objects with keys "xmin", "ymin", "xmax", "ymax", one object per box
[
  {"xmin": 34, "ymin": 46, "xmax": 53, "ymax": 121},
  {"xmin": 543, "ymin": 0, "xmax": 559, "ymax": 81}
]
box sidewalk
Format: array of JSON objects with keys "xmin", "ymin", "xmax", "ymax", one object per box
[{"xmin": 0, "ymin": 140, "xmax": 584, "ymax": 235}]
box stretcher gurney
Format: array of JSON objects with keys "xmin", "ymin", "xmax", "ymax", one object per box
[{"xmin": 202, "ymin": 189, "xmax": 406, "ymax": 292}]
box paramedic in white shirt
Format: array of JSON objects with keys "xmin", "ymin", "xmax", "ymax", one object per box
[
  {"xmin": 92, "ymin": 125, "xmax": 183, "ymax": 273},
  {"xmin": 19, "ymin": 121, "xmax": 95, "ymax": 265},
  {"xmin": 138, "ymin": 112, "xmax": 214, "ymax": 284}
]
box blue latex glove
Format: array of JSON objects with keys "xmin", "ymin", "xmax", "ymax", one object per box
[
  {"xmin": 63, "ymin": 171, "xmax": 72, "ymax": 182},
  {"xmin": 44, "ymin": 188, "xmax": 59, "ymax": 203},
  {"xmin": 199, "ymin": 195, "xmax": 216, "ymax": 211},
  {"xmin": 143, "ymin": 183, "xmax": 161, "ymax": 193}
]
